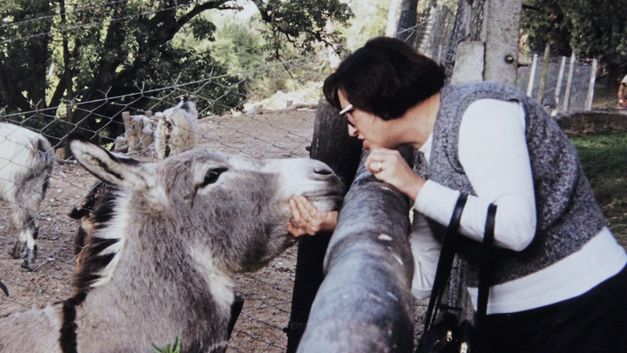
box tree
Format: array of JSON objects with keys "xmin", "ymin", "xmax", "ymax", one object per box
[
  {"xmin": 521, "ymin": 0, "xmax": 626, "ymax": 82},
  {"xmin": 0, "ymin": 0, "xmax": 352, "ymax": 142},
  {"xmin": 395, "ymin": 0, "xmax": 418, "ymax": 43}
]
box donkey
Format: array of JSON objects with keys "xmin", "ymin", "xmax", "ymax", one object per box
[
  {"xmin": 0, "ymin": 138, "xmax": 343, "ymax": 353},
  {"xmin": 0, "ymin": 122, "xmax": 53, "ymax": 269},
  {"xmin": 154, "ymin": 100, "xmax": 199, "ymax": 159}
]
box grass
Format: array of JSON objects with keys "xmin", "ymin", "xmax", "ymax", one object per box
[
  {"xmin": 153, "ymin": 337, "xmax": 182, "ymax": 353},
  {"xmin": 571, "ymin": 132, "xmax": 627, "ymax": 247}
]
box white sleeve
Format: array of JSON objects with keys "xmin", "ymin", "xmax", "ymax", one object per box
[
  {"xmin": 414, "ymin": 99, "xmax": 537, "ymax": 251},
  {"xmin": 410, "ymin": 212, "xmax": 441, "ymax": 300}
]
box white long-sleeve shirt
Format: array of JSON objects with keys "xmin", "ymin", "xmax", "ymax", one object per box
[{"xmin": 410, "ymin": 99, "xmax": 626, "ymax": 314}]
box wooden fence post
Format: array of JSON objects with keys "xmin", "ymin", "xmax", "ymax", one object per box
[
  {"xmin": 563, "ymin": 51, "xmax": 576, "ymax": 113},
  {"xmin": 140, "ymin": 111, "xmax": 155, "ymax": 152},
  {"xmin": 285, "ymin": 100, "xmax": 362, "ymax": 353},
  {"xmin": 537, "ymin": 43, "xmax": 551, "ymax": 104},
  {"xmin": 585, "ymin": 59, "xmax": 598, "ymax": 111},
  {"xmin": 554, "ymin": 56, "xmax": 567, "ymax": 113},
  {"xmin": 297, "ymin": 149, "xmax": 415, "ymax": 353},
  {"xmin": 526, "ymin": 53, "xmax": 538, "ymax": 97}
]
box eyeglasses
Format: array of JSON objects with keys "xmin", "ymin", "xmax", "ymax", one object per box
[{"xmin": 339, "ymin": 104, "xmax": 355, "ymax": 127}]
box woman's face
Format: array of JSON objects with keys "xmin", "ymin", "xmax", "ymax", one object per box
[{"xmin": 338, "ymin": 90, "xmax": 394, "ymax": 150}]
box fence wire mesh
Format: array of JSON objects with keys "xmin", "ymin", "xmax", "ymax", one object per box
[{"xmin": 517, "ymin": 55, "xmax": 597, "ymax": 114}]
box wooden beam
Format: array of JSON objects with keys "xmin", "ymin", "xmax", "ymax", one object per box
[
  {"xmin": 297, "ymin": 149, "xmax": 415, "ymax": 353},
  {"xmin": 285, "ymin": 100, "xmax": 361, "ymax": 353}
]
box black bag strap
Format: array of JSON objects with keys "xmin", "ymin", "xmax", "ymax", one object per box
[
  {"xmin": 422, "ymin": 193, "xmax": 468, "ymax": 330},
  {"xmin": 474, "ymin": 203, "xmax": 497, "ymax": 336}
]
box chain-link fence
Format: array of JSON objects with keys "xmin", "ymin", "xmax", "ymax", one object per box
[{"xmin": 517, "ymin": 53, "xmax": 598, "ymax": 115}]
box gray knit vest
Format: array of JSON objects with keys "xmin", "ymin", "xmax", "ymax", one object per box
[{"xmin": 424, "ymin": 82, "xmax": 606, "ymax": 285}]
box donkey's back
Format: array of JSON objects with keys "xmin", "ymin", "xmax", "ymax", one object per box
[
  {"xmin": 0, "ymin": 305, "xmax": 62, "ymax": 352},
  {"xmin": 0, "ymin": 122, "xmax": 53, "ymax": 269}
]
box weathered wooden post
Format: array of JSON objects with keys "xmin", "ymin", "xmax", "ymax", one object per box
[
  {"xmin": 585, "ymin": 59, "xmax": 598, "ymax": 111},
  {"xmin": 121, "ymin": 111, "xmax": 140, "ymax": 153},
  {"xmin": 538, "ymin": 43, "xmax": 551, "ymax": 104},
  {"xmin": 140, "ymin": 111, "xmax": 155, "ymax": 151},
  {"xmin": 297, "ymin": 148, "xmax": 415, "ymax": 353},
  {"xmin": 563, "ymin": 51, "xmax": 577, "ymax": 113},
  {"xmin": 526, "ymin": 54, "xmax": 538, "ymax": 97},
  {"xmin": 285, "ymin": 100, "xmax": 362, "ymax": 353},
  {"xmin": 554, "ymin": 56, "xmax": 567, "ymax": 113}
]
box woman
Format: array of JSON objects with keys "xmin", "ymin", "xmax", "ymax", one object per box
[{"xmin": 288, "ymin": 37, "xmax": 626, "ymax": 353}]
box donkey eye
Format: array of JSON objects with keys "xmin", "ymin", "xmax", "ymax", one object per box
[{"xmin": 201, "ymin": 167, "xmax": 228, "ymax": 186}]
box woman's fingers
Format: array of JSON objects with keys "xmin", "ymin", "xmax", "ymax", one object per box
[
  {"xmin": 289, "ymin": 197, "xmax": 310, "ymax": 224},
  {"xmin": 364, "ymin": 148, "xmax": 425, "ymax": 200},
  {"xmin": 288, "ymin": 221, "xmax": 307, "ymax": 237},
  {"xmin": 366, "ymin": 147, "xmax": 401, "ymax": 174},
  {"xmin": 288, "ymin": 196, "xmax": 331, "ymax": 237}
]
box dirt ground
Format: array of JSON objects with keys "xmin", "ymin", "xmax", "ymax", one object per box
[{"xmin": 0, "ymin": 109, "xmax": 318, "ymax": 353}]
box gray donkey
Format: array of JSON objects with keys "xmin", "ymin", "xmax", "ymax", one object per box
[{"xmin": 0, "ymin": 138, "xmax": 343, "ymax": 353}]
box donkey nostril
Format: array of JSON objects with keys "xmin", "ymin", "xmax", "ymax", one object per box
[{"xmin": 314, "ymin": 168, "xmax": 332, "ymax": 176}]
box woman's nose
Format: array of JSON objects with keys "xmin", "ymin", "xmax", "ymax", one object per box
[{"xmin": 347, "ymin": 124, "xmax": 358, "ymax": 137}]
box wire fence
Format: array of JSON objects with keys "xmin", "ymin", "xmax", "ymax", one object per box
[{"xmin": 517, "ymin": 53, "xmax": 598, "ymax": 115}]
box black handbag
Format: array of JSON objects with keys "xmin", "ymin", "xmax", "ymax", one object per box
[{"xmin": 416, "ymin": 195, "xmax": 497, "ymax": 353}]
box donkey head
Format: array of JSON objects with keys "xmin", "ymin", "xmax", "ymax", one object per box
[{"xmin": 69, "ymin": 139, "xmax": 343, "ymax": 275}]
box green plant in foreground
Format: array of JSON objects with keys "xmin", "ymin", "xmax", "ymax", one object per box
[{"xmin": 153, "ymin": 337, "xmax": 182, "ymax": 353}]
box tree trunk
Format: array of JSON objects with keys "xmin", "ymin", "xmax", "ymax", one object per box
[{"xmin": 396, "ymin": 0, "xmax": 419, "ymax": 44}]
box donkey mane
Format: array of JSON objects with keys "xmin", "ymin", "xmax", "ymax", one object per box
[{"xmin": 72, "ymin": 184, "xmax": 122, "ymax": 295}]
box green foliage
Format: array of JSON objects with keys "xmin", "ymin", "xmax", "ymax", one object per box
[
  {"xmin": 521, "ymin": 0, "xmax": 626, "ymax": 80},
  {"xmin": 0, "ymin": 0, "xmax": 53, "ymax": 108},
  {"xmin": 255, "ymin": 0, "xmax": 352, "ymax": 53},
  {"xmin": 0, "ymin": 0, "xmax": 352, "ymax": 141},
  {"xmin": 341, "ymin": 0, "xmax": 388, "ymax": 51},
  {"xmin": 572, "ymin": 133, "xmax": 627, "ymax": 240},
  {"xmin": 152, "ymin": 337, "xmax": 182, "ymax": 353},
  {"xmin": 209, "ymin": 17, "xmax": 333, "ymax": 100}
]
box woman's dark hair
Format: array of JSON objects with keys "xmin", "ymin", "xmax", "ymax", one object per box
[{"xmin": 323, "ymin": 37, "xmax": 445, "ymax": 120}]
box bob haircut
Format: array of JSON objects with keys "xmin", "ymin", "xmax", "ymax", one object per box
[{"xmin": 323, "ymin": 37, "xmax": 446, "ymax": 120}]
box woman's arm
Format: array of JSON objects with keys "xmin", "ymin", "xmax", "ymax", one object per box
[{"xmin": 415, "ymin": 99, "xmax": 537, "ymax": 251}]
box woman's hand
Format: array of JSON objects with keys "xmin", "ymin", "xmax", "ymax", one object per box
[
  {"xmin": 365, "ymin": 147, "xmax": 425, "ymax": 201},
  {"xmin": 288, "ymin": 195, "xmax": 338, "ymax": 237}
]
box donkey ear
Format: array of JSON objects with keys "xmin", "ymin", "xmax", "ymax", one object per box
[{"xmin": 69, "ymin": 139, "xmax": 151, "ymax": 190}]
